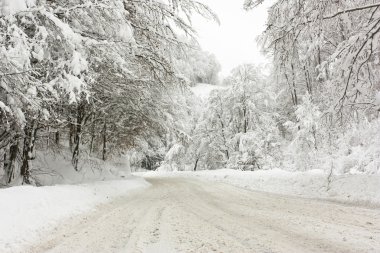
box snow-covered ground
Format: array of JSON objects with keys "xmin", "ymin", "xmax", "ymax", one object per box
[
  {"xmin": 29, "ymin": 148, "xmax": 133, "ymax": 186},
  {"xmin": 139, "ymin": 169, "xmax": 380, "ymax": 206},
  {"xmin": 0, "ymin": 177, "xmax": 150, "ymax": 253},
  {"xmin": 22, "ymin": 177, "xmax": 380, "ymax": 253},
  {"xmin": 1, "ymin": 172, "xmax": 379, "ymax": 253}
]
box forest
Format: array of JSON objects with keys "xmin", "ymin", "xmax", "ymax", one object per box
[{"xmin": 0, "ymin": 0, "xmax": 379, "ymax": 187}]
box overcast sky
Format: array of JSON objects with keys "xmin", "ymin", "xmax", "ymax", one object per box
[{"xmin": 192, "ymin": 0, "xmax": 273, "ymax": 76}]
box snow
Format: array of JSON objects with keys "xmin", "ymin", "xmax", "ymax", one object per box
[
  {"xmin": 375, "ymin": 91, "xmax": 380, "ymax": 105},
  {"xmin": 138, "ymin": 169, "xmax": 380, "ymax": 206},
  {"xmin": 26, "ymin": 86, "xmax": 37, "ymax": 97},
  {"xmin": 1, "ymin": 0, "xmax": 35, "ymax": 15},
  {"xmin": 62, "ymin": 74, "xmax": 87, "ymax": 104},
  {"xmin": 70, "ymin": 51, "xmax": 88, "ymax": 76},
  {"xmin": 17, "ymin": 177, "xmax": 380, "ymax": 253},
  {"xmin": 165, "ymin": 143, "xmax": 185, "ymax": 161},
  {"xmin": 0, "ymin": 101, "xmax": 11, "ymax": 113},
  {"xmin": 31, "ymin": 148, "xmax": 134, "ymax": 186},
  {"xmin": 43, "ymin": 10, "xmax": 83, "ymax": 47},
  {"xmin": 6, "ymin": 26, "xmax": 31, "ymax": 69},
  {"xmin": 0, "ymin": 177, "xmax": 150, "ymax": 253},
  {"xmin": 190, "ymin": 83, "xmax": 228, "ymax": 100},
  {"xmin": 0, "ymin": 1, "xmax": 379, "ymax": 251},
  {"xmin": 117, "ymin": 22, "xmax": 134, "ymax": 43}
]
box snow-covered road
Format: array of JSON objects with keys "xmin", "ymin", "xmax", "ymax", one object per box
[{"xmin": 26, "ymin": 177, "xmax": 380, "ymax": 253}]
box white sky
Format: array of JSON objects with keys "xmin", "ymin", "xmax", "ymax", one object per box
[{"xmin": 192, "ymin": 0, "xmax": 273, "ymax": 77}]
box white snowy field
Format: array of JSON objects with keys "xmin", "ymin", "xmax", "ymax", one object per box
[
  {"xmin": 138, "ymin": 169, "xmax": 380, "ymax": 206},
  {"xmin": 0, "ymin": 177, "xmax": 150, "ymax": 253},
  {"xmin": 20, "ymin": 177, "xmax": 380, "ymax": 253},
  {"xmin": 0, "ymin": 172, "xmax": 379, "ymax": 253}
]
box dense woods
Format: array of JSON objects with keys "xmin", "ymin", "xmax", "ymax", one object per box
[
  {"xmin": 244, "ymin": 0, "xmax": 380, "ymax": 172},
  {"xmin": 0, "ymin": 0, "xmax": 218, "ymax": 185},
  {"xmin": 1, "ymin": 0, "xmax": 379, "ymax": 186},
  {"xmin": 162, "ymin": 0, "xmax": 380, "ymax": 172},
  {"xmin": 189, "ymin": 0, "xmax": 380, "ymax": 173}
]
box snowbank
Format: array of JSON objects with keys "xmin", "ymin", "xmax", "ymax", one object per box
[
  {"xmin": 0, "ymin": 177, "xmax": 150, "ymax": 253},
  {"xmin": 139, "ymin": 169, "xmax": 380, "ymax": 206},
  {"xmin": 21, "ymin": 148, "xmax": 133, "ymax": 186}
]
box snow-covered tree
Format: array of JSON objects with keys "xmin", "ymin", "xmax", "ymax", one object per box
[
  {"xmin": 0, "ymin": 0, "xmax": 217, "ymax": 185},
  {"xmin": 243, "ymin": 0, "xmax": 380, "ymax": 173},
  {"xmin": 186, "ymin": 65, "xmax": 282, "ymax": 171},
  {"xmin": 284, "ymin": 93, "xmax": 321, "ymax": 170},
  {"xmin": 174, "ymin": 38, "xmax": 221, "ymax": 86},
  {"xmin": 246, "ymin": 0, "xmax": 380, "ymax": 122}
]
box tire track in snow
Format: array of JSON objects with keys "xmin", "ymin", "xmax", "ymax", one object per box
[{"xmin": 24, "ymin": 177, "xmax": 380, "ymax": 253}]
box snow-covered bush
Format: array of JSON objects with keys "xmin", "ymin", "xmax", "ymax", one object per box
[
  {"xmin": 284, "ymin": 93, "xmax": 321, "ymax": 171},
  {"xmin": 333, "ymin": 119, "xmax": 380, "ymax": 174},
  {"xmin": 159, "ymin": 143, "xmax": 186, "ymax": 172}
]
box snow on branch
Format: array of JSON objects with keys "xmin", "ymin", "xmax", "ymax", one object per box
[{"xmin": 324, "ymin": 3, "xmax": 380, "ymax": 20}]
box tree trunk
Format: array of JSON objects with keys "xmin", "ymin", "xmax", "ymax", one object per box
[
  {"xmin": 303, "ymin": 65, "xmax": 312, "ymax": 95},
  {"xmin": 69, "ymin": 122, "xmax": 74, "ymax": 152},
  {"xmin": 72, "ymin": 104, "xmax": 85, "ymax": 171},
  {"xmin": 5, "ymin": 140, "xmax": 19, "ymax": 184},
  {"xmin": 55, "ymin": 131, "xmax": 60, "ymax": 145},
  {"xmin": 20, "ymin": 120, "xmax": 38, "ymax": 184},
  {"xmin": 290, "ymin": 63, "xmax": 298, "ymax": 106},
  {"xmin": 46, "ymin": 126, "xmax": 50, "ymax": 148},
  {"xmin": 102, "ymin": 120, "xmax": 107, "ymax": 161},
  {"xmin": 224, "ymin": 150, "xmax": 230, "ymax": 160},
  {"xmin": 193, "ymin": 157, "xmax": 199, "ymax": 171},
  {"xmin": 89, "ymin": 118, "xmax": 96, "ymax": 155},
  {"xmin": 243, "ymin": 106, "xmax": 248, "ymax": 133},
  {"xmin": 312, "ymin": 126, "xmax": 318, "ymax": 150}
]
